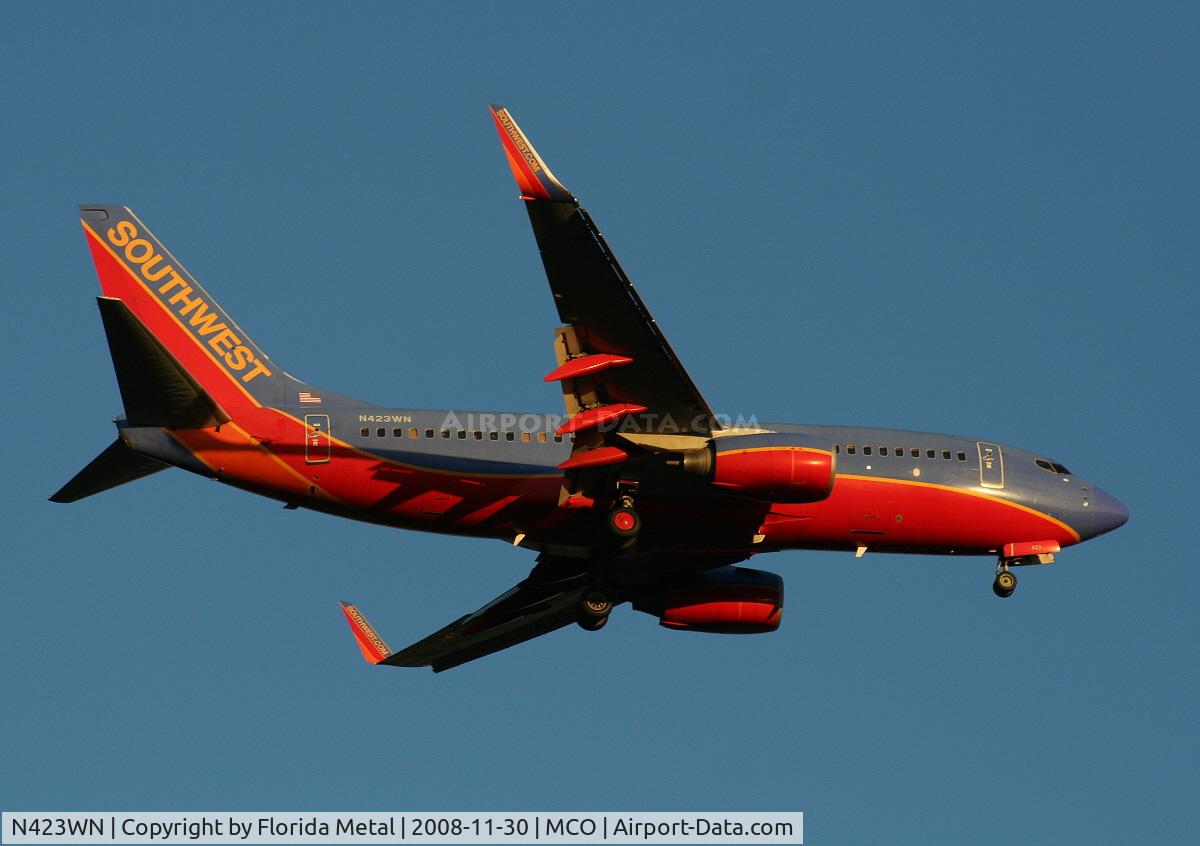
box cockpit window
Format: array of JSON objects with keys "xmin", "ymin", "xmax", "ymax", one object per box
[{"xmin": 1036, "ymin": 458, "xmax": 1072, "ymax": 475}]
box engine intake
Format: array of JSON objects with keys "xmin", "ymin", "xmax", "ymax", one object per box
[{"xmin": 682, "ymin": 432, "xmax": 835, "ymax": 503}]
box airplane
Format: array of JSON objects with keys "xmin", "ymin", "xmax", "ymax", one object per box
[{"xmin": 52, "ymin": 105, "xmax": 1129, "ymax": 672}]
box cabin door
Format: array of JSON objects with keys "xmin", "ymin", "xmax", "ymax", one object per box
[
  {"xmin": 304, "ymin": 414, "xmax": 331, "ymax": 464},
  {"xmin": 977, "ymin": 441, "xmax": 1004, "ymax": 489}
]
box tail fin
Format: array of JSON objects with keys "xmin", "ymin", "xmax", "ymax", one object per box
[
  {"xmin": 79, "ymin": 206, "xmax": 286, "ymax": 409},
  {"xmin": 50, "ymin": 439, "xmax": 167, "ymax": 503},
  {"xmin": 97, "ymin": 297, "xmax": 229, "ymax": 428}
]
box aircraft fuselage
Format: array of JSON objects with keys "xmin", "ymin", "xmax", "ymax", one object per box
[{"xmin": 118, "ymin": 403, "xmax": 1126, "ymax": 559}]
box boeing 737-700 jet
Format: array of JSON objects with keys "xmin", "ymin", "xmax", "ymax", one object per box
[{"xmin": 52, "ymin": 105, "xmax": 1128, "ymax": 671}]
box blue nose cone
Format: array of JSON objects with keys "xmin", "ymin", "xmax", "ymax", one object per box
[{"xmin": 1090, "ymin": 487, "xmax": 1129, "ymax": 537}]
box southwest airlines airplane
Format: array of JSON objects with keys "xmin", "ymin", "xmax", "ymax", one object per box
[{"xmin": 53, "ymin": 106, "xmax": 1128, "ymax": 671}]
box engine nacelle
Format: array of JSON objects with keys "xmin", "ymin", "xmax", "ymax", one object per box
[
  {"xmin": 635, "ymin": 566, "xmax": 784, "ymax": 634},
  {"xmin": 682, "ymin": 432, "xmax": 835, "ymax": 503}
]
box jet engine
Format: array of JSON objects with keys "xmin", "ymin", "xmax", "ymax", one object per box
[
  {"xmin": 680, "ymin": 432, "xmax": 835, "ymax": 503},
  {"xmin": 633, "ymin": 566, "xmax": 783, "ymax": 634}
]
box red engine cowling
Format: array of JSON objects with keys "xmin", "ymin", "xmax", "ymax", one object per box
[
  {"xmin": 683, "ymin": 432, "xmax": 835, "ymax": 503},
  {"xmin": 636, "ymin": 566, "xmax": 784, "ymax": 634}
]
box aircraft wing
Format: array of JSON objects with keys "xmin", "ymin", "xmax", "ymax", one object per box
[
  {"xmin": 340, "ymin": 555, "xmax": 592, "ymax": 672},
  {"xmin": 490, "ymin": 105, "xmax": 719, "ymax": 440}
]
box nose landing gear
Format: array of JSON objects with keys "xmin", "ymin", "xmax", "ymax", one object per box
[
  {"xmin": 993, "ymin": 568, "xmax": 1017, "ymax": 598},
  {"xmin": 991, "ymin": 547, "xmax": 1057, "ymax": 597}
]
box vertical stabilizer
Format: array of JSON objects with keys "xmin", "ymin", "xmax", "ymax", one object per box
[{"xmin": 78, "ymin": 206, "xmax": 289, "ymax": 409}]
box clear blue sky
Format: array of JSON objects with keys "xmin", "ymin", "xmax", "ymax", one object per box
[{"xmin": 2, "ymin": 3, "xmax": 1197, "ymax": 844}]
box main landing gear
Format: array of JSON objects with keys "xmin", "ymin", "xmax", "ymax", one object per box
[
  {"xmin": 993, "ymin": 568, "xmax": 1017, "ymax": 598},
  {"xmin": 607, "ymin": 504, "xmax": 640, "ymax": 539},
  {"xmin": 576, "ymin": 588, "xmax": 613, "ymax": 631},
  {"xmin": 583, "ymin": 483, "xmax": 639, "ymax": 629},
  {"xmin": 606, "ymin": 485, "xmax": 641, "ymax": 545}
]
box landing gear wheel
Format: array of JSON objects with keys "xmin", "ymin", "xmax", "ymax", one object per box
[
  {"xmin": 577, "ymin": 614, "xmax": 608, "ymax": 632},
  {"xmin": 576, "ymin": 589, "xmax": 612, "ymax": 631},
  {"xmin": 993, "ymin": 570, "xmax": 1017, "ymax": 598},
  {"xmin": 578, "ymin": 589, "xmax": 613, "ymax": 620},
  {"xmin": 607, "ymin": 506, "xmax": 641, "ymax": 540}
]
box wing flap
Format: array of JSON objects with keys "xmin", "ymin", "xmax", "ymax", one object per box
[
  {"xmin": 384, "ymin": 585, "xmax": 581, "ymax": 672},
  {"xmin": 490, "ymin": 105, "xmax": 718, "ymax": 440},
  {"xmin": 341, "ymin": 556, "xmax": 592, "ymax": 672},
  {"xmin": 526, "ymin": 203, "xmax": 717, "ymax": 433}
]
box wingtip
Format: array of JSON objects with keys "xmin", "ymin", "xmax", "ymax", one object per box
[
  {"xmin": 339, "ymin": 601, "xmax": 393, "ymax": 665},
  {"xmin": 488, "ymin": 104, "xmax": 575, "ymax": 204}
]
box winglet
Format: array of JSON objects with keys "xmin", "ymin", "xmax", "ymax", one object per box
[
  {"xmin": 339, "ymin": 602, "xmax": 394, "ymax": 664},
  {"xmin": 489, "ymin": 104, "xmax": 575, "ymax": 203}
]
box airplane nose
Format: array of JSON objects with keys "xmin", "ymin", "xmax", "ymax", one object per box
[{"xmin": 1089, "ymin": 487, "xmax": 1129, "ymax": 537}]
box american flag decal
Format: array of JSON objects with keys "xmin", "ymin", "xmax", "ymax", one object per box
[{"xmin": 298, "ymin": 392, "xmax": 322, "ymax": 405}]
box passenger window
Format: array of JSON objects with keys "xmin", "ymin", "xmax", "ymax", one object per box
[
  {"xmin": 834, "ymin": 444, "xmax": 840, "ymax": 454},
  {"xmin": 489, "ymin": 431, "xmax": 499, "ymax": 441},
  {"xmin": 847, "ymin": 445, "xmax": 856, "ymax": 454},
  {"xmin": 895, "ymin": 447, "xmax": 903, "ymax": 457},
  {"xmin": 410, "ymin": 428, "xmax": 419, "ymax": 439},
  {"xmin": 393, "ymin": 428, "xmax": 403, "ymax": 438},
  {"xmin": 360, "ymin": 427, "xmax": 370, "ymax": 438},
  {"xmin": 473, "ymin": 431, "xmax": 483, "ymax": 440},
  {"xmin": 863, "ymin": 446, "xmax": 872, "ymax": 455},
  {"xmin": 554, "ymin": 434, "xmax": 563, "ymax": 443},
  {"xmin": 374, "ymin": 427, "xmax": 384, "ymax": 437},
  {"xmin": 957, "ymin": 451, "xmax": 966, "ymax": 461},
  {"xmin": 505, "ymin": 432, "xmax": 515, "ymax": 442},
  {"xmin": 457, "ymin": 430, "xmax": 466, "ymax": 439},
  {"xmin": 926, "ymin": 449, "xmax": 935, "ymax": 459},
  {"xmin": 521, "ymin": 432, "xmax": 532, "ymax": 443},
  {"xmin": 537, "ymin": 432, "xmax": 547, "ymax": 443},
  {"xmin": 942, "ymin": 450, "xmax": 951, "ymax": 459},
  {"xmin": 910, "ymin": 448, "xmax": 919, "ymax": 458},
  {"xmin": 424, "ymin": 428, "xmax": 434, "ymax": 439},
  {"xmin": 440, "ymin": 429, "xmax": 450, "ymax": 439},
  {"xmin": 879, "ymin": 447, "xmax": 888, "ymax": 456}
]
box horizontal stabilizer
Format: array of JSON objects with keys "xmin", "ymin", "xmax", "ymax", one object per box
[
  {"xmin": 97, "ymin": 296, "xmax": 229, "ymax": 428},
  {"xmin": 50, "ymin": 439, "xmax": 168, "ymax": 503}
]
